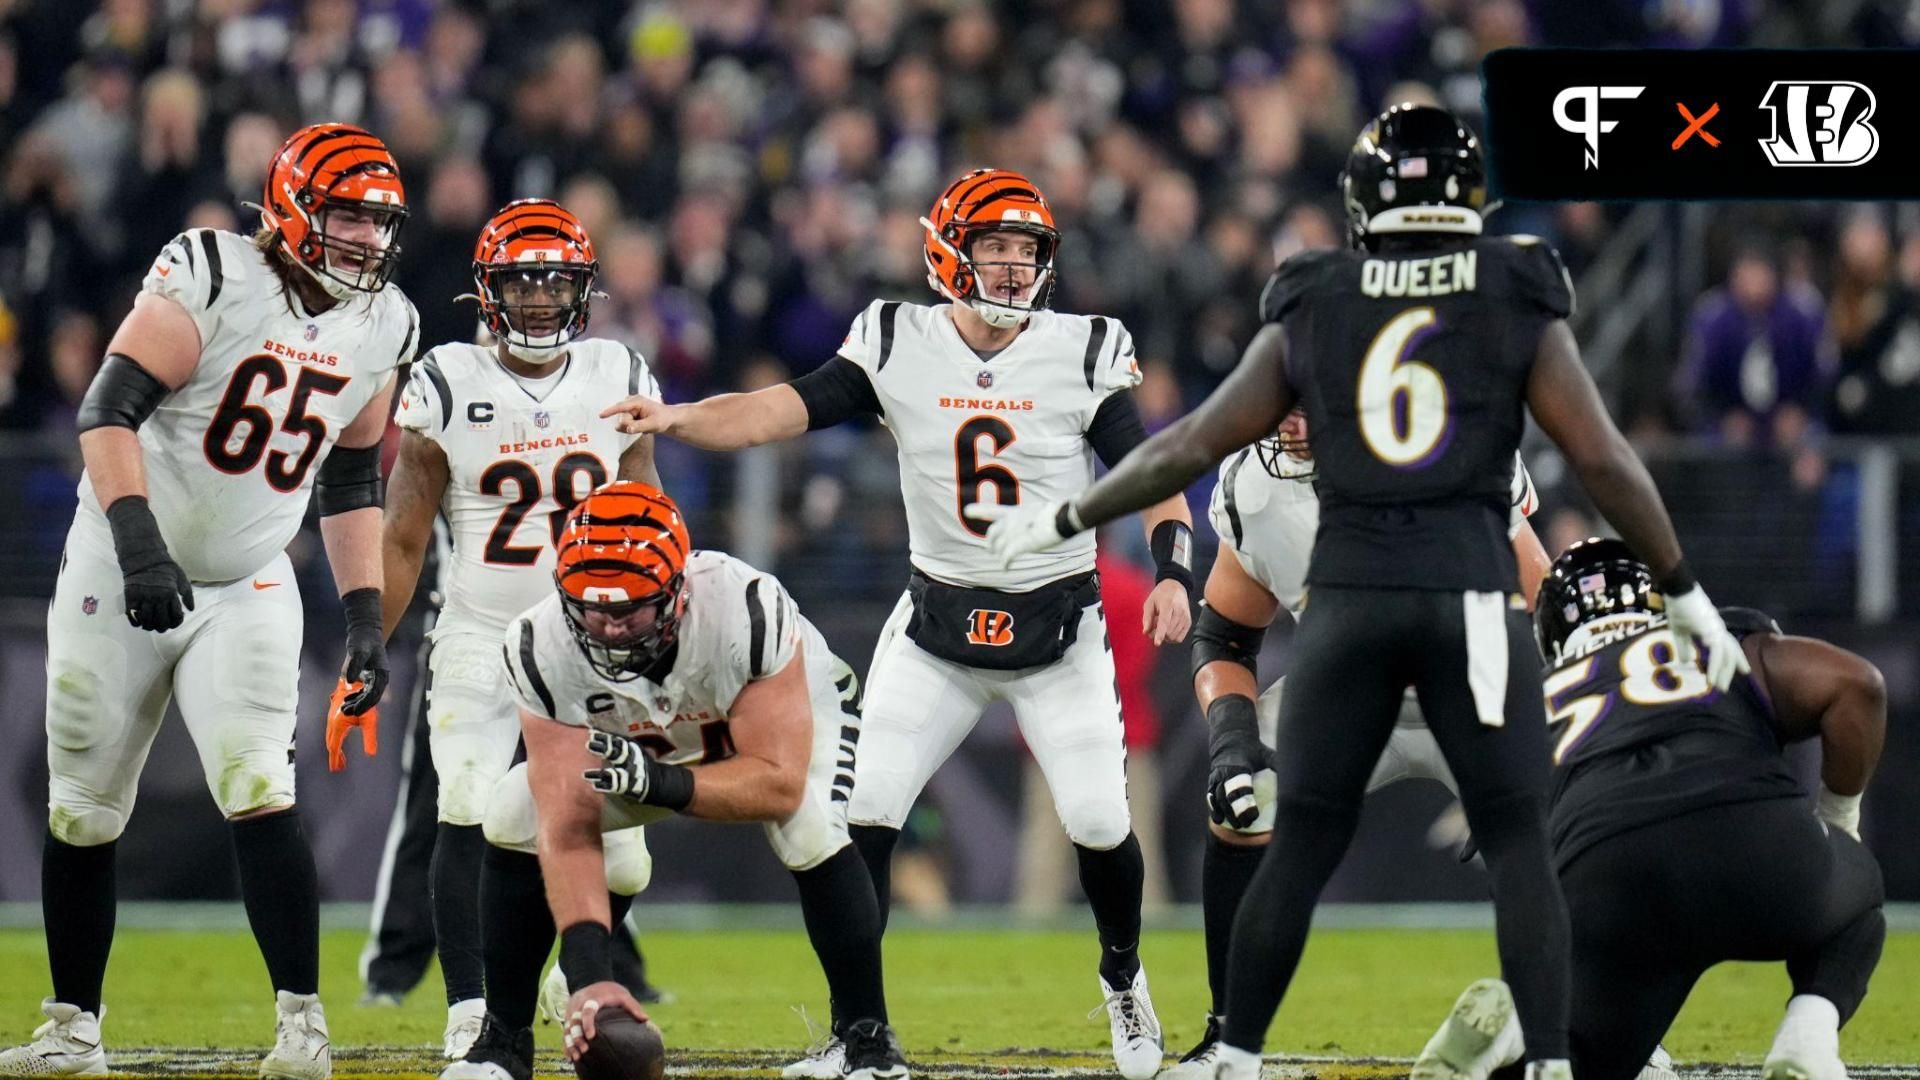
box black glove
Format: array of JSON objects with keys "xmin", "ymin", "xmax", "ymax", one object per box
[
  {"xmin": 1206, "ymin": 694, "xmax": 1267, "ymax": 830},
  {"xmin": 105, "ymin": 496, "xmax": 193, "ymax": 632},
  {"xmin": 584, "ymin": 730, "xmax": 694, "ymax": 810},
  {"xmin": 338, "ymin": 588, "xmax": 388, "ymax": 715}
]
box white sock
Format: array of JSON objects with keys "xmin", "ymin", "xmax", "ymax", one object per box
[
  {"xmin": 1217, "ymin": 1043, "xmax": 1262, "ymax": 1078},
  {"xmin": 1784, "ymin": 995, "xmax": 1841, "ymax": 1033}
]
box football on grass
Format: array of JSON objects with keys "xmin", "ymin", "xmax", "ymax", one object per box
[{"xmin": 574, "ymin": 1009, "xmax": 666, "ymax": 1080}]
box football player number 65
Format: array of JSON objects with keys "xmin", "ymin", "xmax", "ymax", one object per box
[{"xmin": 1357, "ymin": 306, "xmax": 1449, "ymax": 467}]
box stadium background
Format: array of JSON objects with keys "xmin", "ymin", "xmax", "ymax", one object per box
[{"xmin": 0, "ymin": 0, "xmax": 1915, "ymax": 920}]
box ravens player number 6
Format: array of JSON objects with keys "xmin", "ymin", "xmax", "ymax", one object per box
[{"xmin": 5, "ymin": 122, "xmax": 417, "ymax": 1080}]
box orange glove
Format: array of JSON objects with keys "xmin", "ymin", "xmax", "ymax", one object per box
[{"xmin": 326, "ymin": 678, "xmax": 379, "ymax": 772}]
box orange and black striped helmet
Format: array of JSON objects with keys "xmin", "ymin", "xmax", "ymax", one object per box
[
  {"xmin": 259, "ymin": 122, "xmax": 407, "ymax": 297},
  {"xmin": 921, "ymin": 168, "xmax": 1059, "ymax": 328},
  {"xmin": 555, "ymin": 481, "xmax": 690, "ymax": 679},
  {"xmin": 469, "ymin": 199, "xmax": 599, "ymax": 363}
]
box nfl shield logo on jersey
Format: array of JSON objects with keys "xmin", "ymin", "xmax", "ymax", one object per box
[
  {"xmin": 533, "ymin": 409, "xmax": 551, "ymax": 429},
  {"xmin": 81, "ymin": 595, "xmax": 97, "ymax": 615},
  {"xmin": 303, "ymin": 324, "xmax": 319, "ymax": 341},
  {"xmin": 977, "ymin": 369, "xmax": 994, "ymax": 389}
]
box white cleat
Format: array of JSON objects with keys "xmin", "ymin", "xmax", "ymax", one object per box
[
  {"xmin": 536, "ymin": 963, "xmax": 568, "ymax": 1027},
  {"xmin": 782, "ymin": 1035, "xmax": 848, "ymax": 1080},
  {"xmin": 0, "ymin": 1000, "xmax": 108, "ymax": 1077},
  {"xmin": 1093, "ymin": 968, "xmax": 1164, "ymax": 1080},
  {"xmin": 1763, "ymin": 997, "xmax": 1848, "ymax": 1080},
  {"xmin": 1411, "ymin": 979, "xmax": 1523, "ymax": 1080},
  {"xmin": 1209, "ymin": 1043, "xmax": 1262, "ymax": 1080},
  {"xmin": 1636, "ymin": 1044, "xmax": 1678, "ymax": 1080},
  {"xmin": 443, "ymin": 998, "xmax": 488, "ymax": 1061},
  {"xmin": 1156, "ymin": 1014, "xmax": 1222, "ymax": 1080},
  {"xmin": 259, "ymin": 991, "xmax": 330, "ymax": 1080}
]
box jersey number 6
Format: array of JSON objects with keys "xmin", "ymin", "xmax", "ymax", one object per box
[
  {"xmin": 1357, "ymin": 306, "xmax": 1450, "ymax": 468},
  {"xmin": 955, "ymin": 415, "xmax": 1018, "ymax": 537}
]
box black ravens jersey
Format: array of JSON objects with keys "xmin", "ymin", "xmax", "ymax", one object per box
[
  {"xmin": 1543, "ymin": 607, "xmax": 1805, "ymax": 870},
  {"xmin": 1259, "ymin": 235, "xmax": 1573, "ymax": 591}
]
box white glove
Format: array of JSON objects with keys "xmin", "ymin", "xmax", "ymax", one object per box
[
  {"xmin": 1817, "ymin": 784, "xmax": 1862, "ymax": 841},
  {"xmin": 1662, "ymin": 585, "xmax": 1749, "ymax": 691},
  {"xmin": 965, "ymin": 500, "xmax": 1081, "ymax": 568}
]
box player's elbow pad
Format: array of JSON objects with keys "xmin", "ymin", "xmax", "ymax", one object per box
[
  {"xmin": 76, "ymin": 353, "xmax": 169, "ymax": 433},
  {"xmin": 315, "ymin": 444, "xmax": 383, "ymax": 517},
  {"xmin": 1191, "ymin": 602, "xmax": 1264, "ymax": 681}
]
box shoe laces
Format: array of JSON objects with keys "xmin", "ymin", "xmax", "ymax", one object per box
[
  {"xmin": 1091, "ymin": 984, "xmax": 1156, "ymax": 1040},
  {"xmin": 1180, "ymin": 1016, "xmax": 1223, "ymax": 1063},
  {"xmin": 467, "ymin": 1019, "xmax": 523, "ymax": 1066},
  {"xmin": 844, "ymin": 1018, "xmax": 900, "ymax": 1063},
  {"xmin": 790, "ymin": 1004, "xmax": 842, "ymax": 1059}
]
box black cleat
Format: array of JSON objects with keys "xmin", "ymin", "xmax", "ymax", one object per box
[
  {"xmin": 843, "ymin": 1018, "xmax": 909, "ymax": 1080},
  {"xmin": 438, "ymin": 1015, "xmax": 533, "ymax": 1080}
]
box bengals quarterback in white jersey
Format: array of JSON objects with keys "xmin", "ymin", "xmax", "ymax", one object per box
[
  {"xmin": 324, "ymin": 199, "xmax": 660, "ymax": 1061},
  {"xmin": 441, "ymin": 483, "xmax": 904, "ymax": 1080},
  {"xmin": 1163, "ymin": 409, "xmax": 1548, "ymax": 1076},
  {"xmin": 600, "ymin": 168, "xmax": 1192, "ymax": 1080},
  {"xmin": 4, "ymin": 123, "xmax": 417, "ymax": 1080}
]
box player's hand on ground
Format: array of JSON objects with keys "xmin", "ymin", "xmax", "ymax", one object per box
[
  {"xmin": 561, "ymin": 982, "xmax": 649, "ymax": 1061},
  {"xmin": 584, "ymin": 730, "xmax": 650, "ymax": 799},
  {"xmin": 966, "ymin": 500, "xmax": 1075, "ymax": 567},
  {"xmin": 598, "ymin": 394, "xmax": 681, "ymax": 436},
  {"xmin": 1142, "ymin": 578, "xmax": 1192, "ymax": 645},
  {"xmin": 325, "ymin": 679, "xmax": 377, "ymax": 772},
  {"xmin": 1663, "ymin": 585, "xmax": 1749, "ymax": 690},
  {"xmin": 1207, "ymin": 708, "xmax": 1267, "ymax": 830}
]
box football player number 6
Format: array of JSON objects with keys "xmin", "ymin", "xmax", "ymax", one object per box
[
  {"xmin": 955, "ymin": 415, "xmax": 1018, "ymax": 537},
  {"xmin": 1357, "ymin": 306, "xmax": 1449, "ymax": 467}
]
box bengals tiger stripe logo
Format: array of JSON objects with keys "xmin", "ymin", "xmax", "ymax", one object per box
[{"xmin": 966, "ymin": 608, "xmax": 1015, "ymax": 647}]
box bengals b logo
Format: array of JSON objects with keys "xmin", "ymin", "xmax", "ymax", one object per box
[{"xmin": 966, "ymin": 608, "xmax": 1015, "ymax": 646}]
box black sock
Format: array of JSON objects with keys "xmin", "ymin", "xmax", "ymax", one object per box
[
  {"xmin": 848, "ymin": 824, "xmax": 899, "ymax": 933},
  {"xmin": 793, "ymin": 845, "xmax": 888, "ymax": 1028},
  {"xmin": 610, "ymin": 920, "xmax": 650, "ymax": 993},
  {"xmin": 1471, "ymin": 795, "xmax": 1570, "ymax": 1061},
  {"xmin": 1221, "ymin": 799, "xmax": 1360, "ymax": 1052},
  {"xmin": 1074, "ymin": 832, "xmax": 1145, "ymax": 987},
  {"xmin": 1792, "ymin": 905, "xmax": 1886, "ymax": 1026},
  {"xmin": 231, "ymin": 809, "xmax": 320, "ymax": 995},
  {"xmin": 42, "ymin": 831, "xmax": 116, "ymax": 1014},
  {"xmin": 432, "ymin": 823, "xmax": 487, "ymax": 1005},
  {"xmin": 1202, "ymin": 833, "xmax": 1265, "ymax": 1015},
  {"xmin": 480, "ymin": 846, "xmax": 555, "ymax": 1030}
]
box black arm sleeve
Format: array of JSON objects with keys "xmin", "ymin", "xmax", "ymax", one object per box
[
  {"xmin": 1086, "ymin": 389, "xmax": 1150, "ymax": 469},
  {"xmin": 315, "ymin": 443, "xmax": 384, "ymax": 517},
  {"xmin": 76, "ymin": 354, "xmax": 170, "ymax": 433},
  {"xmin": 788, "ymin": 355, "xmax": 883, "ymax": 430}
]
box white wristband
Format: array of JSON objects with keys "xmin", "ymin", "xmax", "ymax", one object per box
[{"xmin": 1816, "ymin": 784, "xmax": 1862, "ymax": 840}]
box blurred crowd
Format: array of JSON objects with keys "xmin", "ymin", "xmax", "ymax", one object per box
[{"xmin": 1, "ymin": 0, "xmax": 1918, "ymax": 448}]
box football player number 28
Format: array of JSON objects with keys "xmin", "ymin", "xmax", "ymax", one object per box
[
  {"xmin": 479, "ymin": 453, "xmax": 608, "ymax": 564},
  {"xmin": 955, "ymin": 415, "xmax": 1018, "ymax": 537},
  {"xmin": 204, "ymin": 355, "xmax": 351, "ymax": 491},
  {"xmin": 1358, "ymin": 306, "xmax": 1449, "ymax": 467},
  {"xmin": 1542, "ymin": 630, "xmax": 1713, "ymax": 763}
]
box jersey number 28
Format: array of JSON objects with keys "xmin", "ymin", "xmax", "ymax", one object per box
[
  {"xmin": 480, "ymin": 453, "xmax": 608, "ymax": 564},
  {"xmin": 1358, "ymin": 307, "xmax": 1450, "ymax": 467}
]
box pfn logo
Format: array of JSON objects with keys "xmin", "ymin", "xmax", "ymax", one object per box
[
  {"xmin": 1552, "ymin": 86, "xmax": 1645, "ymax": 170},
  {"xmin": 966, "ymin": 609, "xmax": 1015, "ymax": 647},
  {"xmin": 1758, "ymin": 81, "xmax": 1878, "ymax": 167}
]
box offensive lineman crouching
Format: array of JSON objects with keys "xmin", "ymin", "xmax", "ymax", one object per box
[{"xmin": 444, "ymin": 482, "xmax": 907, "ymax": 1080}]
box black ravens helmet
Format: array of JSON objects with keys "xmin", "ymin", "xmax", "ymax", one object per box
[
  {"xmin": 1535, "ymin": 538, "xmax": 1663, "ymax": 662},
  {"xmin": 1340, "ymin": 104, "xmax": 1492, "ymax": 250}
]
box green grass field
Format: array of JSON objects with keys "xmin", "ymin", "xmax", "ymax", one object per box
[{"xmin": 2, "ymin": 927, "xmax": 1915, "ymax": 1077}]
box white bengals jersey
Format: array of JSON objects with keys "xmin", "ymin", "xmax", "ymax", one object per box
[
  {"xmin": 73, "ymin": 228, "xmax": 417, "ymax": 584},
  {"xmin": 1210, "ymin": 448, "xmax": 1538, "ymax": 618},
  {"xmin": 395, "ymin": 340, "xmax": 656, "ymax": 631},
  {"xmin": 837, "ymin": 300, "xmax": 1140, "ymax": 591},
  {"xmin": 503, "ymin": 550, "xmax": 834, "ymax": 763}
]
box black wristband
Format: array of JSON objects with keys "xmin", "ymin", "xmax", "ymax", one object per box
[
  {"xmin": 644, "ymin": 760, "xmax": 696, "ymax": 812},
  {"xmin": 341, "ymin": 587, "xmax": 382, "ymax": 632},
  {"xmin": 559, "ymin": 921, "xmax": 614, "ymax": 992},
  {"xmin": 1053, "ymin": 503, "xmax": 1082, "ymax": 539},
  {"xmin": 1205, "ymin": 693, "xmax": 1260, "ymax": 738},
  {"xmin": 1656, "ymin": 559, "xmax": 1697, "ymax": 597},
  {"xmin": 1150, "ymin": 520, "xmax": 1195, "ymax": 594},
  {"xmin": 103, "ymin": 495, "xmax": 166, "ymax": 570}
]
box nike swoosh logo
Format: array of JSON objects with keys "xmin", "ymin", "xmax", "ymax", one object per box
[{"xmin": 252, "ymin": 581, "xmax": 281, "ymax": 590}]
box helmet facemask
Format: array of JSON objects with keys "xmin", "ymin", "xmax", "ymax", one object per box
[
  {"xmin": 923, "ymin": 220, "xmax": 1057, "ymax": 329},
  {"xmin": 479, "ymin": 263, "xmax": 596, "ymax": 365},
  {"xmin": 1257, "ymin": 408, "xmax": 1315, "ymax": 482},
  {"xmin": 559, "ymin": 576, "xmax": 685, "ymax": 682}
]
